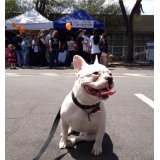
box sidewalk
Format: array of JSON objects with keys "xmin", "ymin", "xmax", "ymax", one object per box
[
  {"xmin": 5, "ymin": 61, "xmax": 153, "ymax": 70},
  {"xmin": 108, "ymin": 61, "xmax": 153, "ymax": 67}
]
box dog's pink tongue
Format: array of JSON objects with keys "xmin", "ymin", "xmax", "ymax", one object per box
[{"xmin": 102, "ymin": 90, "xmax": 116, "ymax": 96}]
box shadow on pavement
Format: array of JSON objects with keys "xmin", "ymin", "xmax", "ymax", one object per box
[
  {"xmin": 55, "ymin": 153, "xmax": 68, "ymax": 160},
  {"xmin": 55, "ymin": 133, "xmax": 119, "ymax": 160}
]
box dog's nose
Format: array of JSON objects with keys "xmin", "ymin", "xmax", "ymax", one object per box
[{"xmin": 105, "ymin": 77, "xmax": 113, "ymax": 85}]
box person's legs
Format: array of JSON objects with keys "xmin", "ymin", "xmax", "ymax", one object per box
[
  {"xmin": 97, "ymin": 53, "xmax": 101, "ymax": 63},
  {"xmin": 100, "ymin": 52, "xmax": 108, "ymax": 66},
  {"xmin": 66, "ymin": 50, "xmax": 75, "ymax": 66},
  {"xmin": 15, "ymin": 50, "xmax": 22, "ymax": 67},
  {"xmin": 39, "ymin": 48, "xmax": 46, "ymax": 67},
  {"xmin": 30, "ymin": 49, "xmax": 34, "ymax": 66},
  {"xmin": 53, "ymin": 48, "xmax": 59, "ymax": 67},
  {"xmin": 39, "ymin": 49, "xmax": 43, "ymax": 67},
  {"xmin": 83, "ymin": 51, "xmax": 91, "ymax": 64},
  {"xmin": 19, "ymin": 51, "xmax": 24, "ymax": 67},
  {"xmin": 91, "ymin": 53, "xmax": 101, "ymax": 64},
  {"xmin": 23, "ymin": 50, "xmax": 29, "ymax": 67},
  {"xmin": 36, "ymin": 53, "xmax": 40, "ymax": 66},
  {"xmin": 48, "ymin": 51, "xmax": 54, "ymax": 68},
  {"xmin": 42, "ymin": 49, "xmax": 46, "ymax": 67},
  {"xmin": 91, "ymin": 54, "xmax": 96, "ymax": 64}
]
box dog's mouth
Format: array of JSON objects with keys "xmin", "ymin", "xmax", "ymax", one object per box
[{"xmin": 84, "ymin": 85, "xmax": 115, "ymax": 99}]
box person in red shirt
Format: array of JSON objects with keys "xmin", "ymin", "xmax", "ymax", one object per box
[{"xmin": 5, "ymin": 44, "xmax": 17, "ymax": 69}]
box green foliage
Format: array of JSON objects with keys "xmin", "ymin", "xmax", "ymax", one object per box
[
  {"xmin": 34, "ymin": 0, "xmax": 76, "ymax": 16},
  {"xmin": 104, "ymin": 3, "xmax": 122, "ymax": 15},
  {"xmin": 33, "ymin": 0, "xmax": 122, "ymax": 15},
  {"xmin": 5, "ymin": 0, "xmax": 33, "ymax": 15},
  {"xmin": 5, "ymin": 0, "xmax": 22, "ymax": 13},
  {"xmin": 73, "ymin": 0, "xmax": 105, "ymax": 14}
]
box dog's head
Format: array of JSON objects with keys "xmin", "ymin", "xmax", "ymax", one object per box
[{"xmin": 73, "ymin": 55, "xmax": 115, "ymax": 101}]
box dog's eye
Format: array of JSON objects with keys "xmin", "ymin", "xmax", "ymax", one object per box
[{"xmin": 93, "ymin": 72, "xmax": 99, "ymax": 75}]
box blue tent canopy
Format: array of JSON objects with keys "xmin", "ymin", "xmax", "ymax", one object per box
[{"xmin": 54, "ymin": 9, "xmax": 104, "ymax": 30}]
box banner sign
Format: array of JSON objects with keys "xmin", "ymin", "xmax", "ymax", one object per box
[{"xmin": 71, "ymin": 20, "xmax": 94, "ymax": 28}]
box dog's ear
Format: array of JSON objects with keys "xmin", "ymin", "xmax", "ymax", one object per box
[{"xmin": 73, "ymin": 55, "xmax": 88, "ymax": 73}]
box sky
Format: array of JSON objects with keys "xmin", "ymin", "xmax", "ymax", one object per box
[{"xmin": 106, "ymin": 0, "xmax": 154, "ymax": 15}]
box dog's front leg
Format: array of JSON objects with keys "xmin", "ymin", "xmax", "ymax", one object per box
[
  {"xmin": 59, "ymin": 119, "xmax": 69, "ymax": 149},
  {"xmin": 92, "ymin": 130, "xmax": 104, "ymax": 156},
  {"xmin": 59, "ymin": 119, "xmax": 74, "ymax": 149}
]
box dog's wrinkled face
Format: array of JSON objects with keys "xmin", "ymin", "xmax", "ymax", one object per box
[{"xmin": 73, "ymin": 55, "xmax": 115, "ymax": 100}]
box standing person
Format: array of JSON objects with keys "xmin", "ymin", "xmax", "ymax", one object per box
[
  {"xmin": 76, "ymin": 29, "xmax": 86, "ymax": 59},
  {"xmin": 45, "ymin": 28, "xmax": 54, "ymax": 63},
  {"xmin": 82, "ymin": 30, "xmax": 91, "ymax": 64},
  {"xmin": 100, "ymin": 33, "xmax": 109, "ymax": 66},
  {"xmin": 38, "ymin": 29, "xmax": 46, "ymax": 67},
  {"xmin": 21, "ymin": 34, "xmax": 30, "ymax": 68},
  {"xmin": 66, "ymin": 35, "xmax": 77, "ymax": 67},
  {"xmin": 90, "ymin": 28, "xmax": 101, "ymax": 64},
  {"xmin": 49, "ymin": 30, "xmax": 61, "ymax": 69},
  {"xmin": 31, "ymin": 35, "xmax": 39, "ymax": 66},
  {"xmin": 12, "ymin": 34, "xmax": 23, "ymax": 67}
]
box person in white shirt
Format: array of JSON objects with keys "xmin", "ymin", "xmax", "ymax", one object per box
[
  {"xmin": 31, "ymin": 35, "xmax": 39, "ymax": 66},
  {"xmin": 66, "ymin": 35, "xmax": 77, "ymax": 66},
  {"xmin": 82, "ymin": 30, "xmax": 91, "ymax": 64},
  {"xmin": 90, "ymin": 28, "xmax": 101, "ymax": 64}
]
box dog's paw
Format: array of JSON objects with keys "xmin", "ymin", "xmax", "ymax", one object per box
[
  {"xmin": 59, "ymin": 139, "xmax": 67, "ymax": 149},
  {"xmin": 91, "ymin": 144, "xmax": 102, "ymax": 156},
  {"xmin": 59, "ymin": 139, "xmax": 75, "ymax": 149}
]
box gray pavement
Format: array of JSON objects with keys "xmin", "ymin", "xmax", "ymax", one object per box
[{"xmin": 5, "ymin": 66, "xmax": 154, "ymax": 160}]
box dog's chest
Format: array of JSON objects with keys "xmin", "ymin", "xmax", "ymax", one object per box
[
  {"xmin": 67, "ymin": 107, "xmax": 103, "ymax": 133},
  {"xmin": 61, "ymin": 92, "xmax": 106, "ymax": 133}
]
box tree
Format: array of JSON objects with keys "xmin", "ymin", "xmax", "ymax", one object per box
[
  {"xmin": 5, "ymin": 0, "xmax": 23, "ymax": 14},
  {"xmin": 5, "ymin": 0, "xmax": 34, "ymax": 18},
  {"xmin": 100, "ymin": 2, "xmax": 126, "ymax": 32},
  {"xmin": 33, "ymin": 0, "xmax": 75, "ymax": 17},
  {"xmin": 73, "ymin": 0, "xmax": 105, "ymax": 14},
  {"xmin": 119, "ymin": 0, "xmax": 144, "ymax": 62},
  {"xmin": 5, "ymin": 0, "xmax": 33, "ymax": 13}
]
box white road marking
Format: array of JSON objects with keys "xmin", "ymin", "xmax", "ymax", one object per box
[
  {"xmin": 124, "ymin": 73, "xmax": 142, "ymax": 76},
  {"xmin": 5, "ymin": 73, "xmax": 21, "ymax": 76},
  {"xmin": 40, "ymin": 73, "xmax": 59, "ymax": 76},
  {"xmin": 123, "ymin": 73, "xmax": 153, "ymax": 77},
  {"xmin": 5, "ymin": 73, "xmax": 34, "ymax": 76},
  {"xmin": 5, "ymin": 72, "xmax": 74, "ymax": 77},
  {"xmin": 134, "ymin": 94, "xmax": 154, "ymax": 109},
  {"xmin": 113, "ymin": 75, "xmax": 126, "ymax": 77}
]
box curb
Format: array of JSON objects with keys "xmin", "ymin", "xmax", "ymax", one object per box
[{"xmin": 108, "ymin": 62, "xmax": 153, "ymax": 67}]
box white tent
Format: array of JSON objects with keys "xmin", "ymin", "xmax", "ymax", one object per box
[{"xmin": 5, "ymin": 8, "xmax": 53, "ymax": 30}]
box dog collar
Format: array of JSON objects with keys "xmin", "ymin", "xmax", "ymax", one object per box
[
  {"xmin": 71, "ymin": 92, "xmax": 100, "ymax": 110},
  {"xmin": 71, "ymin": 92, "xmax": 101, "ymax": 121}
]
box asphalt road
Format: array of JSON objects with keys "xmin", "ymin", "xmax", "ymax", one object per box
[{"xmin": 5, "ymin": 66, "xmax": 154, "ymax": 160}]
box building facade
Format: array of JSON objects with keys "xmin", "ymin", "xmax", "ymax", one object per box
[{"xmin": 105, "ymin": 15, "xmax": 154, "ymax": 61}]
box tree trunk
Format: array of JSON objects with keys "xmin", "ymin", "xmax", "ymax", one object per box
[
  {"xmin": 35, "ymin": 0, "xmax": 47, "ymax": 16},
  {"xmin": 119, "ymin": 0, "xmax": 142, "ymax": 62}
]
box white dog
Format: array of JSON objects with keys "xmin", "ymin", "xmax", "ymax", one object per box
[{"xmin": 59, "ymin": 55, "xmax": 115, "ymax": 156}]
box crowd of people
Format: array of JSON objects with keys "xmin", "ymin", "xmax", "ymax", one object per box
[{"xmin": 5, "ymin": 28, "xmax": 109, "ymax": 69}]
